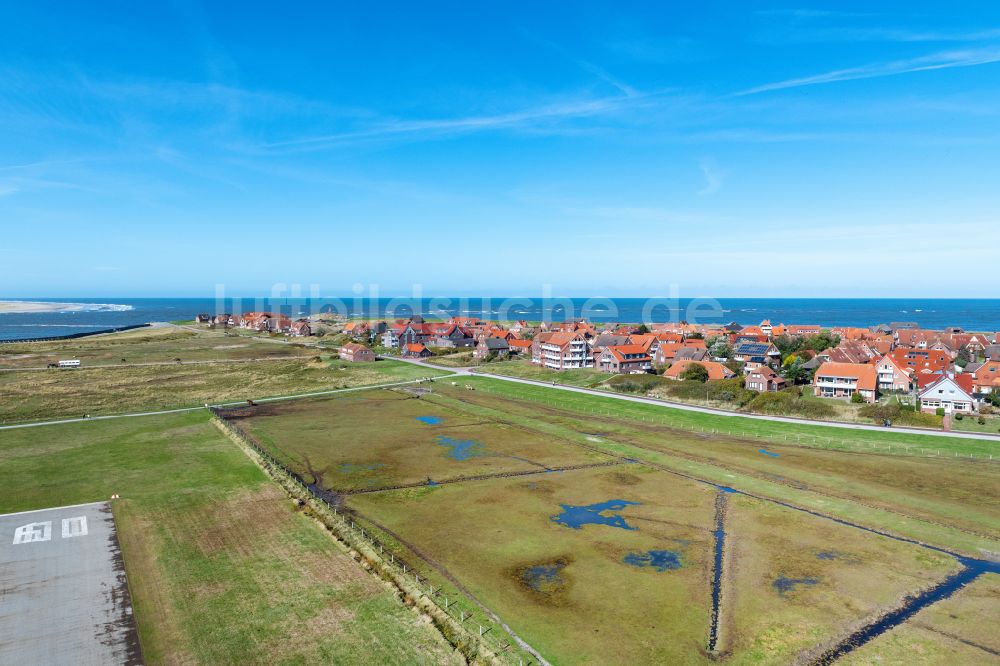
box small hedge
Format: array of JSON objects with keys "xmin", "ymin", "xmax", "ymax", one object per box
[
  {"xmin": 742, "ymin": 391, "xmax": 837, "ymax": 419},
  {"xmin": 858, "ymin": 403, "xmax": 942, "ymax": 428},
  {"xmin": 663, "ymin": 378, "xmax": 755, "ymax": 406},
  {"xmin": 606, "ymin": 374, "xmax": 671, "ymax": 393}
]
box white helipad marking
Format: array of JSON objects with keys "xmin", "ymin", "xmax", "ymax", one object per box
[
  {"xmin": 0, "ymin": 501, "xmax": 108, "ymax": 519},
  {"xmin": 61, "ymin": 516, "xmax": 88, "ymax": 538},
  {"xmin": 13, "ymin": 521, "xmax": 52, "ymax": 544}
]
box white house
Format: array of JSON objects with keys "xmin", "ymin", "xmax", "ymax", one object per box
[{"xmin": 918, "ymin": 375, "xmax": 977, "ymax": 414}]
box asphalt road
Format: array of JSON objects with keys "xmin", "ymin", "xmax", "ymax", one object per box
[{"xmin": 0, "ymin": 502, "xmax": 142, "ymax": 665}]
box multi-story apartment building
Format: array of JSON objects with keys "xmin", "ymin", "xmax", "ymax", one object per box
[
  {"xmin": 535, "ymin": 332, "xmax": 593, "ymax": 370},
  {"xmin": 812, "ymin": 362, "xmax": 877, "ymax": 403}
]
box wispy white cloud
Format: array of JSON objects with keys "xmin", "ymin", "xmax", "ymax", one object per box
[
  {"xmin": 755, "ymin": 9, "xmax": 878, "ymax": 20},
  {"xmin": 812, "ymin": 27, "xmax": 1000, "ymax": 43},
  {"xmin": 259, "ymin": 93, "xmax": 657, "ymax": 152},
  {"xmin": 738, "ymin": 47, "xmax": 1000, "ymax": 95},
  {"xmin": 517, "ymin": 29, "xmax": 641, "ymax": 97},
  {"xmin": 697, "ymin": 158, "xmax": 726, "ymax": 195}
]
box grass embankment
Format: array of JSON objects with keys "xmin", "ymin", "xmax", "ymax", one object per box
[
  {"xmin": 0, "ymin": 357, "xmax": 447, "ymax": 423},
  {"xmin": 423, "ymin": 351, "xmax": 476, "ymax": 367},
  {"xmin": 424, "ymin": 380, "xmax": 1000, "ymax": 557},
  {"xmin": 459, "ymin": 376, "xmax": 997, "ymax": 458},
  {"xmin": 478, "ymin": 359, "xmax": 963, "ymax": 430},
  {"xmin": 0, "ymin": 412, "xmax": 461, "ymax": 665},
  {"xmin": 478, "ymin": 359, "xmax": 611, "ymax": 387}
]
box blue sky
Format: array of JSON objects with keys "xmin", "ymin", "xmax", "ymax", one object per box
[{"xmin": 2, "ymin": 2, "xmax": 1000, "ymax": 298}]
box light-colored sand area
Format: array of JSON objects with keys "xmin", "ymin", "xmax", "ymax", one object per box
[{"xmin": 0, "ymin": 301, "xmax": 127, "ymax": 314}]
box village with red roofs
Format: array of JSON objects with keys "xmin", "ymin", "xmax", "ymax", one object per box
[{"xmin": 194, "ymin": 311, "xmax": 1000, "ymax": 430}]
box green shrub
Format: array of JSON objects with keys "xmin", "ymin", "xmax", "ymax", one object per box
[
  {"xmin": 850, "ymin": 391, "xmax": 864, "ymax": 404},
  {"xmin": 680, "ymin": 363, "xmax": 710, "ymax": 383},
  {"xmin": 606, "ymin": 374, "xmax": 670, "ymax": 394},
  {"xmin": 858, "ymin": 402, "xmax": 941, "ymax": 428},
  {"xmin": 743, "ymin": 391, "xmax": 836, "ymax": 419},
  {"xmin": 954, "ymin": 412, "xmax": 964, "ymax": 421},
  {"xmin": 936, "ymin": 407, "xmax": 945, "ymax": 417},
  {"xmin": 656, "ymin": 378, "xmax": 752, "ymax": 406}
]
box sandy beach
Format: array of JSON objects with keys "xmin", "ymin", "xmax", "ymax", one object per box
[{"xmin": 0, "ymin": 301, "xmax": 99, "ymax": 314}]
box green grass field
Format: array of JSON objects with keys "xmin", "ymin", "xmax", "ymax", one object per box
[
  {"xmin": 234, "ymin": 389, "xmax": 612, "ymax": 492},
  {"xmin": 0, "ymin": 412, "xmax": 461, "ymax": 665},
  {"xmin": 722, "ymin": 493, "xmax": 957, "ymax": 664},
  {"xmin": 232, "ymin": 383, "xmax": 996, "ymax": 664},
  {"xmin": 459, "ymin": 375, "xmax": 998, "ymax": 459},
  {"xmin": 840, "ymin": 573, "xmax": 1000, "ymax": 664},
  {"xmin": 427, "ymin": 379, "xmax": 1000, "ymax": 556},
  {"xmin": 479, "ymin": 358, "xmax": 613, "ymax": 387},
  {"xmin": 0, "ymin": 326, "xmax": 315, "ymax": 368},
  {"xmin": 4, "ymin": 328, "xmax": 997, "ymax": 664},
  {"xmin": 0, "ymin": 353, "xmax": 448, "ymax": 424},
  {"xmin": 349, "ymin": 465, "xmax": 717, "ymax": 664}
]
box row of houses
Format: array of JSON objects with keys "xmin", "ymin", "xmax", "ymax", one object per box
[
  {"xmin": 195, "ymin": 312, "xmax": 311, "ymax": 337},
  {"xmin": 811, "ymin": 361, "xmax": 987, "ymax": 414},
  {"xmin": 338, "ymin": 314, "xmax": 999, "ymax": 414},
  {"xmin": 708, "ymin": 318, "xmax": 998, "ymax": 413}
]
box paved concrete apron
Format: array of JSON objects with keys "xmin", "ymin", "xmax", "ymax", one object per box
[{"xmin": 0, "ymin": 502, "xmax": 142, "ymax": 665}]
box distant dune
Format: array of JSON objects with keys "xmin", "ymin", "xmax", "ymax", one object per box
[{"xmin": 0, "ymin": 301, "xmax": 133, "ymax": 314}]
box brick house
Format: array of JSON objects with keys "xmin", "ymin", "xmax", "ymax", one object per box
[
  {"xmin": 339, "ymin": 343, "xmax": 375, "ymax": 362},
  {"xmin": 970, "ymin": 363, "xmax": 1000, "ymax": 396},
  {"xmin": 732, "ymin": 341, "xmax": 781, "ymax": 373},
  {"xmin": 889, "ymin": 348, "xmax": 951, "ymax": 376},
  {"xmin": 430, "ymin": 324, "xmax": 476, "ymax": 348},
  {"xmin": 401, "ymin": 343, "xmax": 432, "ymax": 359},
  {"xmin": 507, "ymin": 339, "xmax": 533, "ymax": 356},
  {"xmin": 473, "ymin": 337, "xmax": 510, "ymax": 360},
  {"xmin": 745, "ymin": 366, "xmax": 786, "ymax": 392},
  {"xmin": 598, "ymin": 344, "xmax": 653, "ymax": 374},
  {"xmin": 874, "ymin": 355, "xmax": 912, "ymax": 393},
  {"xmin": 289, "ymin": 320, "xmax": 311, "ymax": 337}
]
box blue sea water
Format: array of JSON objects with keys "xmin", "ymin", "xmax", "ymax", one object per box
[{"xmin": 1, "ymin": 296, "xmax": 998, "ymax": 341}]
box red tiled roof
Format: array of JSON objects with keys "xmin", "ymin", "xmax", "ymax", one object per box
[
  {"xmin": 663, "ymin": 360, "xmax": 734, "ymax": 381},
  {"xmin": 813, "ymin": 362, "xmax": 877, "ymax": 391}
]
